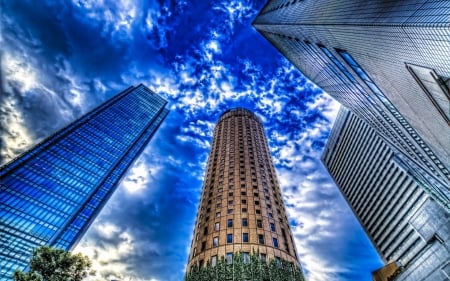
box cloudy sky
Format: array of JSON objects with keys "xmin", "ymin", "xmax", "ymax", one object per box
[{"xmin": 1, "ymin": 0, "xmax": 383, "ymax": 280}]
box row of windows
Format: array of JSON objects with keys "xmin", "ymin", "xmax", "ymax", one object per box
[
  {"xmin": 196, "ymin": 251, "xmax": 282, "ymax": 269},
  {"xmin": 194, "ymin": 235, "xmax": 281, "ymax": 257}
]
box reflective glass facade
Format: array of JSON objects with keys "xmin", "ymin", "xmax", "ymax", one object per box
[
  {"xmin": 0, "ymin": 84, "xmax": 168, "ymax": 280},
  {"xmin": 253, "ymin": 0, "xmax": 450, "ymax": 210}
]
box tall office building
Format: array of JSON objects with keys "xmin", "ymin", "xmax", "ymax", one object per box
[
  {"xmin": 253, "ymin": 0, "xmax": 450, "ymax": 210},
  {"xmin": 322, "ymin": 107, "xmax": 449, "ymax": 281},
  {"xmin": 186, "ymin": 108, "xmax": 304, "ymax": 280},
  {"xmin": 0, "ymin": 84, "xmax": 169, "ymax": 280}
]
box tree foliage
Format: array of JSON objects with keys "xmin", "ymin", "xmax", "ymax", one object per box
[
  {"xmin": 185, "ymin": 252, "xmax": 306, "ymax": 281},
  {"xmin": 14, "ymin": 246, "xmax": 92, "ymax": 281}
]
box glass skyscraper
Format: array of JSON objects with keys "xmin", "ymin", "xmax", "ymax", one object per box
[
  {"xmin": 253, "ymin": 0, "xmax": 450, "ymax": 211},
  {"xmin": 0, "ymin": 84, "xmax": 169, "ymax": 280}
]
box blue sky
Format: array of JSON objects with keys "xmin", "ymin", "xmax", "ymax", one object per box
[{"xmin": 0, "ymin": 0, "xmax": 383, "ymax": 280}]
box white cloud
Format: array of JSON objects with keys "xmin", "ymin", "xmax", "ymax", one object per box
[{"xmin": 3, "ymin": 53, "xmax": 38, "ymax": 92}]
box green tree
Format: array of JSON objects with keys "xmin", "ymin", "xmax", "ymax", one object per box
[{"xmin": 14, "ymin": 246, "xmax": 92, "ymax": 281}]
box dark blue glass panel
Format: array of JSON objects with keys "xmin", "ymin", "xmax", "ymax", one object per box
[{"xmin": 0, "ymin": 85, "xmax": 168, "ymax": 280}]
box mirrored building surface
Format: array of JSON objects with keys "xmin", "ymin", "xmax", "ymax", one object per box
[{"xmin": 0, "ymin": 84, "xmax": 168, "ymax": 280}]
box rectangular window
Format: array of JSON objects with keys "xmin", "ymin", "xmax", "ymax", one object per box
[
  {"xmin": 214, "ymin": 222, "xmax": 220, "ymax": 231},
  {"xmin": 257, "ymin": 220, "xmax": 262, "ymax": 228},
  {"xmin": 243, "ymin": 252, "xmax": 250, "ymax": 264},
  {"xmin": 270, "ymin": 223, "xmax": 276, "ymax": 232},
  {"xmin": 227, "ymin": 233, "xmax": 233, "ymax": 243},
  {"xmin": 227, "ymin": 219, "xmax": 233, "ymax": 227},
  {"xmin": 242, "ymin": 207, "xmax": 247, "ymax": 213},
  {"xmin": 242, "ymin": 218, "xmax": 248, "ymax": 227},
  {"xmin": 260, "ymin": 253, "xmax": 267, "ymax": 263},
  {"xmin": 201, "ymin": 241, "xmax": 206, "ymax": 251},
  {"xmin": 215, "ymin": 212, "xmax": 221, "ymax": 218},
  {"xmin": 227, "ymin": 209, "xmax": 233, "ymax": 214},
  {"xmin": 213, "ymin": 236, "xmax": 219, "ymax": 247},
  {"xmin": 226, "ymin": 252, "xmax": 233, "ymax": 264},
  {"xmin": 243, "ymin": 233, "xmax": 249, "ymax": 243},
  {"xmin": 273, "ymin": 237, "xmax": 279, "ymax": 248},
  {"xmin": 406, "ymin": 63, "xmax": 450, "ymax": 122},
  {"xmin": 258, "ymin": 234, "xmax": 265, "ymax": 244},
  {"xmin": 211, "ymin": 255, "xmax": 217, "ymax": 267}
]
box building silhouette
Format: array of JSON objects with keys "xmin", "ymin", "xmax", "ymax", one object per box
[
  {"xmin": 322, "ymin": 107, "xmax": 449, "ymax": 280},
  {"xmin": 0, "ymin": 84, "xmax": 168, "ymax": 280},
  {"xmin": 253, "ymin": 0, "xmax": 450, "ymax": 210},
  {"xmin": 186, "ymin": 108, "xmax": 304, "ymax": 280}
]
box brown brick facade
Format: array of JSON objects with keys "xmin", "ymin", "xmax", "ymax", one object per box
[{"xmin": 187, "ymin": 108, "xmax": 299, "ymax": 269}]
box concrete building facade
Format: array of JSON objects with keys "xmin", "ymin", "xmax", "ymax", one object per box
[
  {"xmin": 187, "ymin": 108, "xmax": 303, "ymax": 276},
  {"xmin": 322, "ymin": 108, "xmax": 450, "ymax": 281},
  {"xmin": 253, "ymin": 0, "xmax": 450, "ymax": 210}
]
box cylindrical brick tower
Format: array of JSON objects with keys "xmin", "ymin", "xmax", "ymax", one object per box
[{"xmin": 186, "ymin": 108, "xmax": 304, "ymax": 279}]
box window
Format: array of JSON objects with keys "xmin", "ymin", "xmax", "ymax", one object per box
[
  {"xmin": 228, "ymin": 200, "xmax": 233, "ymax": 205},
  {"xmin": 204, "ymin": 227, "xmax": 208, "ymax": 235},
  {"xmin": 241, "ymin": 191, "xmax": 246, "ymax": 196},
  {"xmin": 270, "ymin": 223, "xmax": 276, "ymax": 232},
  {"xmin": 255, "ymin": 200, "xmax": 260, "ymax": 205},
  {"xmin": 260, "ymin": 253, "xmax": 267, "ymax": 263},
  {"xmin": 273, "ymin": 237, "xmax": 279, "ymax": 248},
  {"xmin": 268, "ymin": 212, "xmax": 273, "ymax": 218},
  {"xmin": 242, "ymin": 207, "xmax": 247, "ymax": 213},
  {"xmin": 211, "ymin": 255, "xmax": 217, "ymax": 267},
  {"xmin": 229, "ymin": 192, "xmax": 233, "ymax": 196},
  {"xmin": 227, "ymin": 209, "xmax": 233, "ymax": 214},
  {"xmin": 241, "ymin": 199, "xmax": 247, "ymax": 204},
  {"xmin": 243, "ymin": 233, "xmax": 249, "ymax": 243},
  {"xmin": 226, "ymin": 252, "xmax": 233, "ymax": 264},
  {"xmin": 406, "ymin": 63, "xmax": 450, "ymax": 122},
  {"xmin": 201, "ymin": 241, "xmax": 206, "ymax": 251},
  {"xmin": 227, "ymin": 219, "xmax": 233, "ymax": 227},
  {"xmin": 258, "ymin": 234, "xmax": 265, "ymax": 244},
  {"xmin": 213, "ymin": 236, "xmax": 219, "ymax": 247},
  {"xmin": 242, "ymin": 218, "xmax": 248, "ymax": 227},
  {"xmin": 256, "ymin": 209, "xmax": 261, "ymax": 214},
  {"xmin": 257, "ymin": 219, "xmax": 262, "ymax": 228},
  {"xmin": 227, "ymin": 233, "xmax": 233, "ymax": 243},
  {"xmin": 215, "ymin": 212, "xmax": 221, "ymax": 218},
  {"xmin": 243, "ymin": 252, "xmax": 250, "ymax": 264},
  {"xmin": 214, "ymin": 222, "xmax": 220, "ymax": 231}
]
